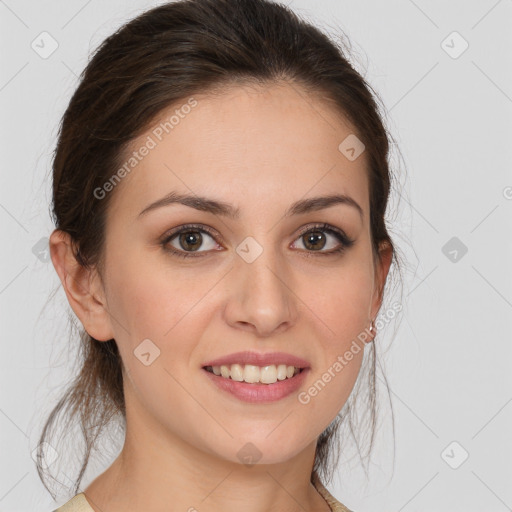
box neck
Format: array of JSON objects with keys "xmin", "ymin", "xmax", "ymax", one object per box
[{"xmin": 83, "ymin": 408, "xmax": 330, "ymax": 512}]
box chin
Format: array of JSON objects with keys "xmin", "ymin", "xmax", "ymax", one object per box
[{"xmin": 209, "ymin": 434, "xmax": 308, "ymax": 467}]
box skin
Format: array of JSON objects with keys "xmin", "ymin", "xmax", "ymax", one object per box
[{"xmin": 50, "ymin": 81, "xmax": 392, "ymax": 512}]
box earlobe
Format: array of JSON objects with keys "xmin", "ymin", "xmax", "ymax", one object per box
[{"xmin": 49, "ymin": 229, "xmax": 115, "ymax": 342}]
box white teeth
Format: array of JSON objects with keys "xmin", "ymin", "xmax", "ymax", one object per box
[
  {"xmin": 207, "ymin": 364, "xmax": 301, "ymax": 384},
  {"xmin": 243, "ymin": 364, "xmax": 260, "ymax": 383},
  {"xmin": 260, "ymin": 365, "xmax": 277, "ymax": 384},
  {"xmin": 276, "ymin": 364, "xmax": 288, "ymax": 381},
  {"xmin": 230, "ymin": 363, "xmax": 244, "ymax": 382}
]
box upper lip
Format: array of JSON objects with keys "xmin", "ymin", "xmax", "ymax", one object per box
[{"xmin": 202, "ymin": 351, "xmax": 310, "ymax": 369}]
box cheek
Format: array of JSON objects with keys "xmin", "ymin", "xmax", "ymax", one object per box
[
  {"xmin": 104, "ymin": 244, "xmax": 212, "ymax": 342},
  {"xmin": 105, "ymin": 254, "xmax": 223, "ymax": 398},
  {"xmin": 301, "ymin": 264, "xmax": 371, "ymax": 409},
  {"xmin": 108, "ymin": 264, "xmax": 214, "ymax": 423},
  {"xmin": 308, "ymin": 262, "xmax": 374, "ymax": 341}
]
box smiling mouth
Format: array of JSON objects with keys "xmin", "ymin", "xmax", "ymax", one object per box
[{"xmin": 203, "ymin": 364, "xmax": 304, "ymax": 385}]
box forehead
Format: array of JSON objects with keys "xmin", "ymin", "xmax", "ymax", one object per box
[{"xmin": 108, "ymin": 82, "xmax": 370, "ymax": 222}]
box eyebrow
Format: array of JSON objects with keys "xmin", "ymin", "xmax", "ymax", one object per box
[{"xmin": 138, "ymin": 191, "xmax": 364, "ymax": 221}]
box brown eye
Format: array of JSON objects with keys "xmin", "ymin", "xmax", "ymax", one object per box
[
  {"xmin": 292, "ymin": 224, "xmax": 354, "ymax": 255},
  {"xmin": 302, "ymin": 230, "xmax": 327, "ymax": 251},
  {"xmin": 161, "ymin": 224, "xmax": 220, "ymax": 258},
  {"xmin": 177, "ymin": 231, "xmax": 204, "ymax": 252},
  {"xmin": 169, "ymin": 229, "xmax": 218, "ymax": 253}
]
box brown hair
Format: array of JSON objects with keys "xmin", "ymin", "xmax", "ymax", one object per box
[{"xmin": 37, "ymin": 0, "xmax": 404, "ymax": 498}]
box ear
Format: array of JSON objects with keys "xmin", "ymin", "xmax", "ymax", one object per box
[
  {"xmin": 370, "ymin": 240, "xmax": 394, "ymax": 325},
  {"xmin": 49, "ymin": 229, "xmax": 114, "ymax": 342}
]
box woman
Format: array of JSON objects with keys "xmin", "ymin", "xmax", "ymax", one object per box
[{"xmin": 38, "ymin": 0, "xmax": 402, "ymax": 510}]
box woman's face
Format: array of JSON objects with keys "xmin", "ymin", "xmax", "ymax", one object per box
[{"xmin": 95, "ymin": 82, "xmax": 390, "ymax": 465}]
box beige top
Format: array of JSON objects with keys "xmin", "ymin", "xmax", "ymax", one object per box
[
  {"xmin": 52, "ymin": 472, "xmax": 353, "ymax": 512},
  {"xmin": 52, "ymin": 492, "xmax": 92, "ymax": 512}
]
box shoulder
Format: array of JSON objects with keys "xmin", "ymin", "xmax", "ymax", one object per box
[
  {"xmin": 311, "ymin": 471, "xmax": 355, "ymax": 512},
  {"xmin": 51, "ymin": 492, "xmax": 94, "ymax": 512}
]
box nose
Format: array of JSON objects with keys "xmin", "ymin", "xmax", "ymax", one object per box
[{"xmin": 223, "ymin": 241, "xmax": 299, "ymax": 337}]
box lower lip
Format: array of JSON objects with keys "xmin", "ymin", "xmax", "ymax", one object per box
[{"xmin": 202, "ymin": 367, "xmax": 309, "ymax": 403}]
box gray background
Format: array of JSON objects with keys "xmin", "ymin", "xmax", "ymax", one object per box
[{"xmin": 1, "ymin": 0, "xmax": 511, "ymax": 511}]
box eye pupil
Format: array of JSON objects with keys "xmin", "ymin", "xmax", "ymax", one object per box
[
  {"xmin": 303, "ymin": 231, "xmax": 326, "ymax": 251},
  {"xmin": 180, "ymin": 231, "xmax": 202, "ymax": 251}
]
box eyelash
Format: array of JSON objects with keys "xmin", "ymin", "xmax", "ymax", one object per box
[{"xmin": 159, "ymin": 222, "xmax": 355, "ymax": 259}]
